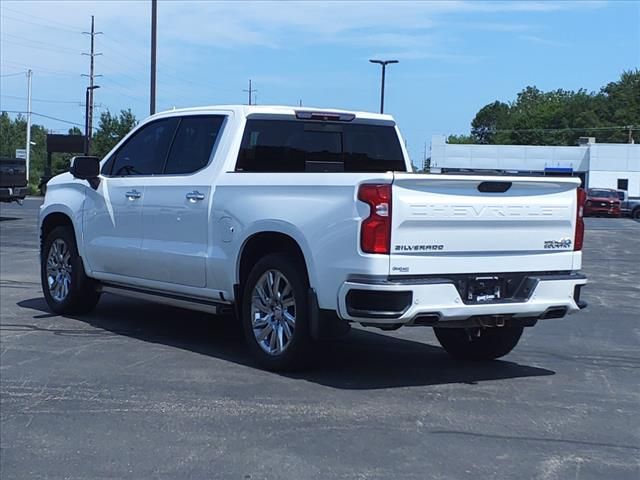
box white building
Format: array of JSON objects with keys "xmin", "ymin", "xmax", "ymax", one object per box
[{"xmin": 429, "ymin": 135, "xmax": 640, "ymax": 197}]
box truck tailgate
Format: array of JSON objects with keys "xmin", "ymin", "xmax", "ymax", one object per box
[{"xmin": 390, "ymin": 173, "xmax": 581, "ymax": 275}]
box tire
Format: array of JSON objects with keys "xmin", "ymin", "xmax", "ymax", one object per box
[
  {"xmin": 633, "ymin": 208, "xmax": 640, "ymax": 220},
  {"xmin": 241, "ymin": 253, "xmax": 313, "ymax": 371},
  {"xmin": 41, "ymin": 226, "xmax": 100, "ymax": 315},
  {"xmin": 433, "ymin": 326, "xmax": 524, "ymax": 360}
]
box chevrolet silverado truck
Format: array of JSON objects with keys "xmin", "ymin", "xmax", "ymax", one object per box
[{"xmin": 38, "ymin": 105, "xmax": 587, "ymax": 370}]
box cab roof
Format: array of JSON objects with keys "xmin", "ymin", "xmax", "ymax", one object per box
[{"xmin": 148, "ymin": 105, "xmax": 395, "ymax": 123}]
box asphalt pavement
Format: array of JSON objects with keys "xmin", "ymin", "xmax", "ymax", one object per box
[{"xmin": 1, "ymin": 198, "xmax": 639, "ymax": 479}]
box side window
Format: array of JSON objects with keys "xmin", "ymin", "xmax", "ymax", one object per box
[
  {"xmin": 110, "ymin": 118, "xmax": 179, "ymax": 176},
  {"xmin": 237, "ymin": 120, "xmax": 304, "ymax": 172},
  {"xmin": 617, "ymin": 178, "xmax": 628, "ymax": 191},
  {"xmin": 342, "ymin": 124, "xmax": 405, "ymax": 172},
  {"xmin": 100, "ymin": 155, "xmax": 115, "ymax": 175},
  {"xmin": 164, "ymin": 116, "xmax": 225, "ymax": 175}
]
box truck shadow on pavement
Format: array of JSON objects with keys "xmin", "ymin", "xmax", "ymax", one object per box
[{"xmin": 16, "ymin": 295, "xmax": 555, "ymax": 390}]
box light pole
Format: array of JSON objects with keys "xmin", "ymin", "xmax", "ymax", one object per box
[
  {"xmin": 150, "ymin": 0, "xmax": 157, "ymax": 115},
  {"xmin": 85, "ymin": 85, "xmax": 100, "ymax": 155},
  {"xmin": 369, "ymin": 59, "xmax": 398, "ymax": 114}
]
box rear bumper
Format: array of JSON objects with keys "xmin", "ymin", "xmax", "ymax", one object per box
[
  {"xmin": 0, "ymin": 186, "xmax": 28, "ymax": 202},
  {"xmin": 337, "ymin": 273, "xmax": 587, "ymax": 326}
]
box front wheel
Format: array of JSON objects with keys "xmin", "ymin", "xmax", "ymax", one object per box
[
  {"xmin": 41, "ymin": 226, "xmax": 100, "ymax": 315},
  {"xmin": 434, "ymin": 326, "xmax": 524, "ymax": 360},
  {"xmin": 241, "ymin": 253, "xmax": 313, "ymax": 371}
]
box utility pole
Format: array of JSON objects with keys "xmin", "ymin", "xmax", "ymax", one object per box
[
  {"xmin": 627, "ymin": 125, "xmax": 634, "ymax": 144},
  {"xmin": 243, "ymin": 79, "xmax": 256, "ymax": 105},
  {"xmin": 423, "ymin": 141, "xmax": 427, "ymax": 166},
  {"xmin": 369, "ymin": 59, "xmax": 398, "ymax": 113},
  {"xmin": 82, "ymin": 16, "xmax": 102, "ymax": 155},
  {"xmin": 84, "ymin": 86, "xmax": 100, "ymax": 155},
  {"xmin": 299, "ymin": 99, "xmax": 302, "ymax": 107},
  {"xmin": 150, "ymin": 0, "xmax": 157, "ymax": 115},
  {"xmin": 25, "ymin": 69, "xmax": 32, "ymax": 182}
]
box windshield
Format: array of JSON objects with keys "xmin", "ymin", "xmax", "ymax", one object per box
[{"xmin": 588, "ymin": 189, "xmax": 617, "ymax": 199}]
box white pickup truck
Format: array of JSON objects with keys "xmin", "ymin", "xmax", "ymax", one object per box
[{"xmin": 39, "ymin": 105, "xmax": 587, "ymax": 370}]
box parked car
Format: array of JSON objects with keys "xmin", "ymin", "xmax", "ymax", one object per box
[
  {"xmin": 615, "ymin": 190, "xmax": 640, "ymax": 219},
  {"xmin": 584, "ymin": 188, "xmax": 621, "ymax": 217},
  {"xmin": 38, "ymin": 105, "xmax": 587, "ymax": 370},
  {"xmin": 0, "ymin": 157, "xmax": 28, "ymax": 204}
]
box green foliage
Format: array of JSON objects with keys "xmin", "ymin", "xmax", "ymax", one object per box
[
  {"xmin": 0, "ymin": 111, "xmax": 48, "ymax": 184},
  {"xmin": 446, "ymin": 134, "xmax": 475, "ymax": 144},
  {"xmin": 92, "ymin": 109, "xmax": 138, "ymax": 159},
  {"xmin": 464, "ymin": 70, "xmax": 639, "ymax": 145}
]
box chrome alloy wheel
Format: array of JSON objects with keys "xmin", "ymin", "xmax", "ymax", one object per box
[
  {"xmin": 46, "ymin": 238, "xmax": 72, "ymax": 302},
  {"xmin": 251, "ymin": 269, "xmax": 296, "ymax": 356}
]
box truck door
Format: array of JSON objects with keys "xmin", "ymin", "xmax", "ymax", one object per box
[
  {"xmin": 83, "ymin": 117, "xmax": 179, "ymax": 279},
  {"xmin": 138, "ymin": 115, "xmax": 226, "ymax": 288}
]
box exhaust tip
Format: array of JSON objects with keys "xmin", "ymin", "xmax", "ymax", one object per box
[
  {"xmin": 539, "ymin": 307, "xmax": 568, "ymax": 320},
  {"xmin": 411, "ymin": 314, "xmax": 440, "ymax": 326}
]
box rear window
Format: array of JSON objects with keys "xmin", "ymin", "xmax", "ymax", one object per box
[
  {"xmin": 236, "ymin": 119, "xmax": 406, "ymax": 173},
  {"xmin": 588, "ymin": 189, "xmax": 617, "ymax": 199}
]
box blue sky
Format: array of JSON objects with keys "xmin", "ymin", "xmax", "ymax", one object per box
[{"xmin": 1, "ymin": 0, "xmax": 638, "ymax": 168}]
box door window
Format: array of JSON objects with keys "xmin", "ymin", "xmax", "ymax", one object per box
[
  {"xmin": 164, "ymin": 116, "xmax": 225, "ymax": 174},
  {"xmin": 110, "ymin": 118, "xmax": 179, "ymax": 176}
]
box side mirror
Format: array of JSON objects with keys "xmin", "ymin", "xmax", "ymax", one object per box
[
  {"xmin": 70, "ymin": 156, "xmax": 100, "ymax": 190},
  {"xmin": 70, "ymin": 156, "xmax": 100, "ymax": 180}
]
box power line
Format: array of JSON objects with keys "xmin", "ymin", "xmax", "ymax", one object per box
[
  {"xmin": 1, "ymin": 60, "xmax": 80, "ymax": 77},
  {"xmin": 432, "ymin": 125, "xmax": 640, "ymax": 138},
  {"xmin": 2, "ymin": 110, "xmax": 84, "ymax": 127},
  {"xmin": 3, "ymin": 33, "xmax": 78, "ymax": 52},
  {"xmin": 1, "ymin": 38, "xmax": 79, "ymax": 56},
  {"xmin": 1, "ymin": 94, "xmax": 82, "ymax": 104},
  {"xmin": 1, "ymin": 6, "xmax": 84, "ymax": 31},
  {"xmin": 0, "ymin": 71, "xmax": 26, "ymax": 78},
  {"xmin": 0, "ymin": 13, "xmax": 81, "ymax": 34},
  {"xmin": 490, "ymin": 125, "xmax": 638, "ymax": 134}
]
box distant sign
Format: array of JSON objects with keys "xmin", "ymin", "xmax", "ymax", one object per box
[
  {"xmin": 46, "ymin": 134, "xmax": 84, "ymax": 154},
  {"xmin": 15, "ymin": 149, "xmax": 26, "ymax": 159}
]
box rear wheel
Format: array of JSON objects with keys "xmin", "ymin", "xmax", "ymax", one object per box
[
  {"xmin": 41, "ymin": 226, "xmax": 100, "ymax": 314},
  {"xmin": 632, "ymin": 208, "xmax": 640, "ymax": 220},
  {"xmin": 434, "ymin": 326, "xmax": 523, "ymax": 360},
  {"xmin": 241, "ymin": 253, "xmax": 312, "ymax": 371}
]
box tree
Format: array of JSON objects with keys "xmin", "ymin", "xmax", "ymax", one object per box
[
  {"xmin": 92, "ymin": 109, "xmax": 138, "ymax": 159},
  {"xmin": 447, "ymin": 134, "xmax": 474, "ymax": 144},
  {"xmin": 460, "ymin": 70, "xmax": 639, "ymax": 146},
  {"xmin": 1, "ymin": 111, "xmax": 48, "ymax": 184},
  {"xmin": 471, "ymin": 101, "xmax": 510, "ymax": 144}
]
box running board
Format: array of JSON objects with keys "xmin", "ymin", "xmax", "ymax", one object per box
[{"xmin": 99, "ymin": 284, "xmax": 226, "ymax": 315}]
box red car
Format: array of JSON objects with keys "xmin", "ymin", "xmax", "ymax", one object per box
[{"xmin": 584, "ymin": 188, "xmax": 621, "ymax": 217}]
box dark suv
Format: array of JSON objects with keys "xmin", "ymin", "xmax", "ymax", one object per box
[{"xmin": 0, "ymin": 157, "xmax": 28, "ymax": 204}]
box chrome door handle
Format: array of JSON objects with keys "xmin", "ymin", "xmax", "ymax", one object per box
[
  {"xmin": 186, "ymin": 191, "xmax": 205, "ymax": 202},
  {"xmin": 125, "ymin": 189, "xmax": 141, "ymax": 200}
]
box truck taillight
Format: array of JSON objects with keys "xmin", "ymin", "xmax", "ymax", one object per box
[
  {"xmin": 575, "ymin": 187, "xmax": 586, "ymax": 251},
  {"xmin": 358, "ymin": 184, "xmax": 392, "ymax": 254}
]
